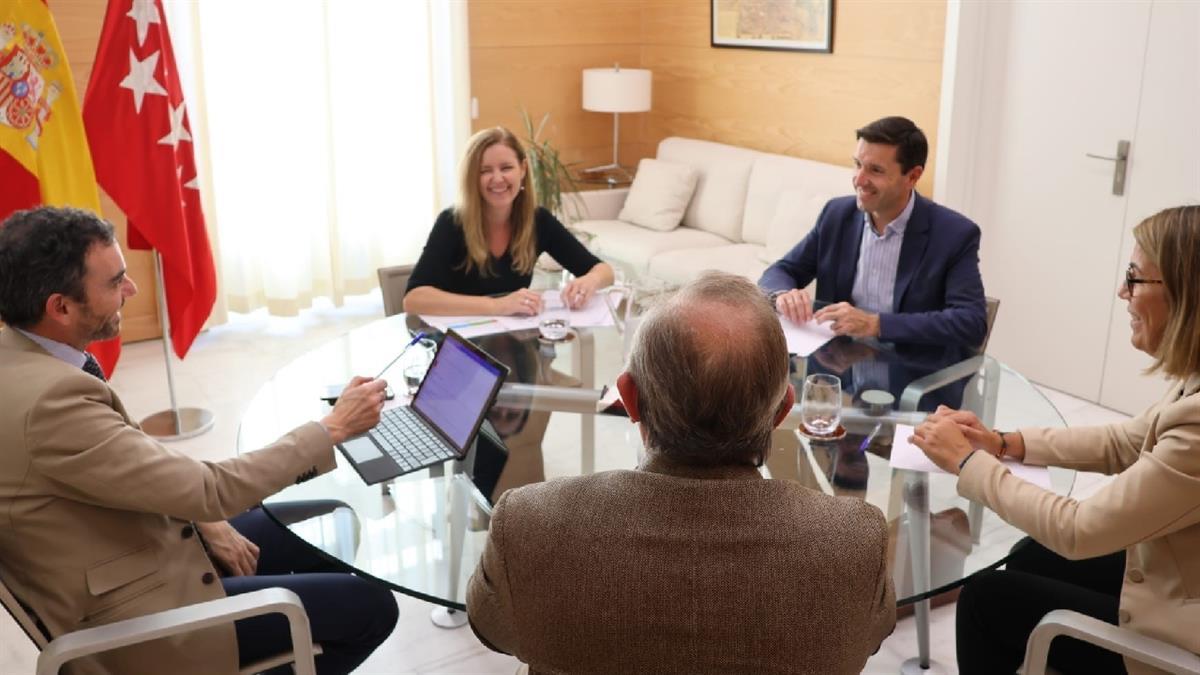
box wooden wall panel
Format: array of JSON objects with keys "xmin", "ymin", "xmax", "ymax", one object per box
[
  {"xmin": 468, "ymin": 0, "xmax": 947, "ymax": 196},
  {"xmin": 467, "ymin": 2, "xmax": 646, "ymax": 173},
  {"xmin": 52, "ymin": 0, "xmax": 162, "ymax": 343},
  {"xmin": 640, "ymin": 0, "xmax": 945, "ymax": 194}
]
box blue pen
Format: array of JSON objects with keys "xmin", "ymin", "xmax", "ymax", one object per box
[
  {"xmin": 374, "ymin": 331, "xmax": 427, "ymax": 379},
  {"xmin": 858, "ymin": 422, "xmax": 883, "ymax": 453}
]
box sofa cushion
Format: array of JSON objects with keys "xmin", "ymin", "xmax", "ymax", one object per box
[
  {"xmin": 742, "ymin": 153, "xmax": 854, "ymax": 246},
  {"xmin": 656, "ymin": 137, "xmax": 758, "ymax": 242},
  {"xmin": 647, "ymin": 244, "xmax": 769, "ymax": 286},
  {"xmin": 761, "ymin": 190, "xmax": 838, "ymax": 263},
  {"xmin": 579, "ymin": 220, "xmax": 730, "ymax": 274},
  {"xmin": 617, "ymin": 158, "xmax": 699, "ymax": 232}
]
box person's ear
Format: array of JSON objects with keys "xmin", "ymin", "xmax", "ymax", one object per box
[
  {"xmin": 616, "ymin": 371, "xmax": 640, "ymax": 423},
  {"xmin": 771, "ymin": 383, "xmax": 796, "ymax": 429},
  {"xmin": 43, "ymin": 293, "xmax": 73, "ymax": 328},
  {"xmin": 906, "ymin": 164, "xmax": 925, "ymax": 187}
]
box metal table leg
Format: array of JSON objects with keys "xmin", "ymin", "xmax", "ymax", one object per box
[{"xmin": 431, "ymin": 472, "xmax": 469, "ymax": 629}]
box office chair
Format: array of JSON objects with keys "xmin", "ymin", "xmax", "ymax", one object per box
[
  {"xmin": 377, "ymin": 264, "xmax": 415, "ymax": 317},
  {"xmin": 1022, "ymin": 609, "xmax": 1200, "ymax": 675},
  {"xmin": 0, "ymin": 566, "xmax": 319, "ymax": 675}
]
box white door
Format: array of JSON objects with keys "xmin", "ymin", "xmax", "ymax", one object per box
[
  {"xmin": 941, "ymin": 0, "xmax": 1198, "ymax": 412},
  {"xmin": 1097, "ymin": 1, "xmax": 1200, "ymax": 414}
]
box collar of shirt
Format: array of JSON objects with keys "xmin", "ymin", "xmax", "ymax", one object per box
[
  {"xmin": 862, "ymin": 190, "xmax": 916, "ymax": 238},
  {"xmin": 14, "ymin": 327, "xmax": 88, "ymax": 369}
]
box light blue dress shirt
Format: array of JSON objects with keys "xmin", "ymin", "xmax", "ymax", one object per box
[
  {"xmin": 850, "ymin": 190, "xmax": 916, "ymax": 314},
  {"xmin": 15, "ymin": 327, "xmax": 87, "ymax": 369}
]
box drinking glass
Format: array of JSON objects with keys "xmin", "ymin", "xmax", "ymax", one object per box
[
  {"xmin": 800, "ymin": 374, "xmax": 842, "ymax": 437},
  {"xmin": 401, "ymin": 338, "xmax": 436, "ymax": 395}
]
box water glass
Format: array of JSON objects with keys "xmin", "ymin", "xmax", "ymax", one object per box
[
  {"xmin": 800, "ymin": 373, "xmax": 842, "ymax": 437},
  {"xmin": 401, "ymin": 338, "xmax": 436, "ymax": 395}
]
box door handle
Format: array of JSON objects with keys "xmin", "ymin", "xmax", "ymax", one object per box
[{"xmin": 1085, "ymin": 140, "xmax": 1130, "ymax": 196}]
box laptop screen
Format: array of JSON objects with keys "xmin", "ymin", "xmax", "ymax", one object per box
[{"xmin": 412, "ymin": 334, "xmax": 506, "ymax": 451}]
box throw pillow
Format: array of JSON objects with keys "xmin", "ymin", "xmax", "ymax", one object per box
[{"xmin": 618, "ymin": 158, "xmax": 699, "ymax": 232}]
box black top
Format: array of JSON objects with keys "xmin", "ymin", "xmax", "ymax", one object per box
[{"xmin": 406, "ymin": 207, "xmax": 602, "ymax": 297}]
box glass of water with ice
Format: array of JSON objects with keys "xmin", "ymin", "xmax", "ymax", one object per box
[{"xmin": 801, "ymin": 374, "xmax": 842, "ymax": 437}]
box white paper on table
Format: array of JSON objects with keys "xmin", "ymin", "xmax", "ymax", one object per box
[
  {"xmin": 419, "ymin": 314, "xmax": 508, "ymax": 338},
  {"xmin": 420, "ymin": 289, "xmax": 625, "ymax": 336},
  {"xmin": 889, "ymin": 423, "xmax": 1053, "ymax": 490},
  {"xmin": 780, "ymin": 316, "xmax": 836, "ymax": 357}
]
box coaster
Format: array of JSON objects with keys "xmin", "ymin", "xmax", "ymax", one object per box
[{"xmin": 797, "ymin": 424, "xmax": 847, "ymax": 442}]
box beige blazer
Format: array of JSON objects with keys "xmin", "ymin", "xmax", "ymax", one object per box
[
  {"xmin": 0, "ymin": 328, "xmax": 336, "ymax": 675},
  {"xmin": 467, "ymin": 454, "xmax": 896, "ymax": 675},
  {"xmin": 959, "ymin": 374, "xmax": 1200, "ymax": 675}
]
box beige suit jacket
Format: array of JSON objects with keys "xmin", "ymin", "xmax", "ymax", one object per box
[
  {"xmin": 467, "ymin": 454, "xmax": 896, "ymax": 674},
  {"xmin": 958, "ymin": 374, "xmax": 1200, "ymax": 675},
  {"xmin": 0, "ymin": 328, "xmax": 336, "ymax": 675}
]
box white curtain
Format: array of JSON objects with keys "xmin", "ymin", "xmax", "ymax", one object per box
[{"xmin": 173, "ymin": 0, "xmax": 467, "ymax": 317}]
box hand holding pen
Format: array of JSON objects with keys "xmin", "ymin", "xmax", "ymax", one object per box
[
  {"xmin": 561, "ymin": 275, "xmax": 599, "ymax": 309},
  {"xmin": 494, "ymin": 288, "xmax": 543, "ymax": 316}
]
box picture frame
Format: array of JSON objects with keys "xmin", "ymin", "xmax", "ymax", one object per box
[{"xmin": 711, "ymin": 0, "xmax": 834, "ymax": 54}]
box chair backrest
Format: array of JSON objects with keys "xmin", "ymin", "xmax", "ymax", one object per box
[
  {"xmin": 0, "ymin": 565, "xmax": 49, "ymax": 650},
  {"xmin": 377, "ymin": 264, "xmax": 415, "ymax": 317},
  {"xmin": 975, "ymin": 296, "xmax": 1001, "ymax": 356}
]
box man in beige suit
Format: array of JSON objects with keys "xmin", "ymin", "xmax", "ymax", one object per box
[
  {"xmin": 467, "ymin": 271, "xmax": 896, "ymax": 674},
  {"xmin": 0, "ymin": 207, "xmax": 397, "ymax": 674}
]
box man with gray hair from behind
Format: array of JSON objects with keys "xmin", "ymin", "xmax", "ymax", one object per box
[{"xmin": 467, "ymin": 271, "xmax": 896, "ymax": 674}]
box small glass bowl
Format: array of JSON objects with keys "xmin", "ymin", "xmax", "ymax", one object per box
[{"xmin": 538, "ymin": 317, "xmax": 572, "ymax": 341}]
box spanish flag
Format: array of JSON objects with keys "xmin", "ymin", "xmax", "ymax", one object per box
[
  {"xmin": 1, "ymin": 0, "xmax": 119, "ymax": 375},
  {"xmin": 0, "ymin": 0, "xmax": 101, "ymax": 217}
]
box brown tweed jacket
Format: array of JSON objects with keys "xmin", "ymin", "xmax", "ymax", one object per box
[
  {"xmin": 0, "ymin": 328, "xmax": 335, "ymax": 675},
  {"xmin": 467, "ymin": 454, "xmax": 896, "ymax": 674}
]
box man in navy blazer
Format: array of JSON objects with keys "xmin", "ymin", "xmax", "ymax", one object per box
[{"xmin": 759, "ymin": 117, "xmax": 987, "ymax": 347}]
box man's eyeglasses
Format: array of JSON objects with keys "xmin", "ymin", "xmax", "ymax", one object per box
[{"xmin": 1125, "ymin": 264, "xmax": 1163, "ymax": 295}]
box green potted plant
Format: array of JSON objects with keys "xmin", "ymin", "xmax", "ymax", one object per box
[{"xmin": 519, "ymin": 109, "xmax": 586, "ymax": 225}]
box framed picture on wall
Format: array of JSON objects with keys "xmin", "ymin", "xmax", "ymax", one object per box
[{"xmin": 711, "ymin": 0, "xmax": 834, "ymax": 53}]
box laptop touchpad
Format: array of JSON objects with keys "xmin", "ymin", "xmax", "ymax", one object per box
[{"xmin": 342, "ymin": 436, "xmax": 384, "ymax": 463}]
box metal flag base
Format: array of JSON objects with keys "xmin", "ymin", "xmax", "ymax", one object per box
[
  {"xmin": 430, "ymin": 607, "xmax": 469, "ymax": 629},
  {"xmin": 140, "ymin": 251, "xmax": 215, "ymax": 442},
  {"xmin": 140, "ymin": 407, "xmax": 215, "ymax": 441}
]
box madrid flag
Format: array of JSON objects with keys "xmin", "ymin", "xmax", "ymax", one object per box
[
  {"xmin": 83, "ymin": 0, "xmax": 215, "ymax": 360},
  {"xmin": 0, "ymin": 0, "xmax": 121, "ymax": 375}
]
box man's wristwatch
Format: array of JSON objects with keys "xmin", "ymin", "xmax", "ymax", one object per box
[{"xmin": 765, "ymin": 289, "xmax": 788, "ymax": 308}]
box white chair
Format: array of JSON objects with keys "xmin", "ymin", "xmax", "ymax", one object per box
[
  {"xmin": 1022, "ymin": 609, "xmax": 1200, "ymax": 675},
  {"xmin": 0, "ymin": 568, "xmax": 319, "ymax": 675}
]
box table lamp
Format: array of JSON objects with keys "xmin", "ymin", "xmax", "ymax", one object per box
[{"xmin": 582, "ymin": 65, "xmax": 651, "ymax": 176}]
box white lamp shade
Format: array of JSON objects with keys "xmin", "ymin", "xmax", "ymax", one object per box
[{"xmin": 582, "ymin": 68, "xmax": 652, "ymax": 113}]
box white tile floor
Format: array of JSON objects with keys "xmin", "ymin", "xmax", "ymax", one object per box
[{"xmin": 0, "ymin": 293, "xmax": 1125, "ymax": 674}]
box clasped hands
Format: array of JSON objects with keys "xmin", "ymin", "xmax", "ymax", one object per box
[
  {"xmin": 773, "ymin": 289, "xmax": 880, "ymax": 338},
  {"xmin": 909, "ymin": 405, "xmax": 1013, "ymax": 475}
]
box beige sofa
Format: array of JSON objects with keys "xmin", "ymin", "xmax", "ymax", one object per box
[{"xmin": 570, "ymin": 137, "xmax": 853, "ymax": 285}]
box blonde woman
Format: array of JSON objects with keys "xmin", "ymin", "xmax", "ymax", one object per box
[
  {"xmin": 912, "ymin": 205, "xmax": 1200, "ymax": 674},
  {"xmin": 403, "ymin": 127, "xmax": 613, "ymax": 316}
]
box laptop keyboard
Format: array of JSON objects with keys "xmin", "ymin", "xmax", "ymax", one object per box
[{"xmin": 371, "ymin": 407, "xmax": 458, "ymax": 472}]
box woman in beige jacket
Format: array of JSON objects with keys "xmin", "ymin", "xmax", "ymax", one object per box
[{"xmin": 912, "ymin": 205, "xmax": 1200, "ymax": 675}]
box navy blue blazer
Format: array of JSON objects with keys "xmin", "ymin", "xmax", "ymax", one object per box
[{"xmin": 759, "ymin": 194, "xmax": 987, "ymax": 346}]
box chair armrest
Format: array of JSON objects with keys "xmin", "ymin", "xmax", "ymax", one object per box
[
  {"xmin": 570, "ymin": 188, "xmax": 630, "ymax": 222},
  {"xmin": 899, "ymin": 355, "xmax": 986, "ymax": 412},
  {"xmin": 1023, "ymin": 609, "xmax": 1200, "ymax": 675},
  {"xmin": 36, "ymin": 588, "xmax": 317, "ymax": 675}
]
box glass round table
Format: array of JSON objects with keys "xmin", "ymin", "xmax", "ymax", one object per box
[{"xmin": 237, "ymin": 313, "xmax": 1071, "ymax": 668}]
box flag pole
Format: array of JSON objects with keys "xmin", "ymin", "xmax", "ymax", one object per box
[{"xmin": 139, "ymin": 251, "xmax": 215, "ymax": 440}]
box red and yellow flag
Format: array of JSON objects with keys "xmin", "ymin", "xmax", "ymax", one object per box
[
  {"xmin": 0, "ymin": 0, "xmax": 101, "ymax": 217},
  {"xmin": 0, "ymin": 0, "xmax": 119, "ymax": 375}
]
